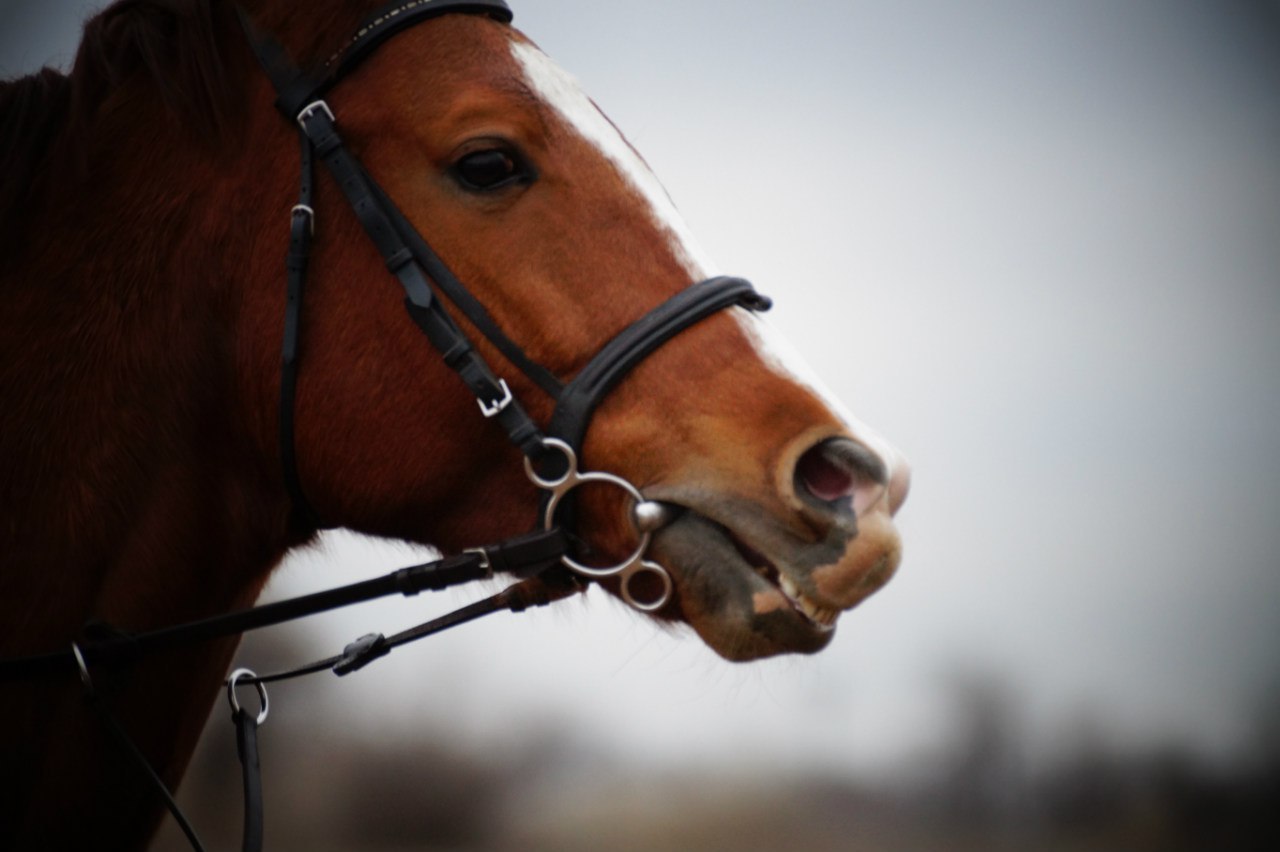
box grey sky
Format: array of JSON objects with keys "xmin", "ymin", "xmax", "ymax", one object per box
[{"xmin": 5, "ymin": 0, "xmax": 1279, "ymax": 776}]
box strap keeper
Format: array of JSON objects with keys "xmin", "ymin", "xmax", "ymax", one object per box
[
  {"xmin": 439, "ymin": 338, "xmax": 471, "ymax": 368},
  {"xmin": 333, "ymin": 633, "xmax": 389, "ymax": 676},
  {"xmin": 385, "ymin": 247, "xmax": 413, "ymax": 273}
]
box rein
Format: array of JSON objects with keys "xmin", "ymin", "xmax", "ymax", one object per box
[{"xmin": 1, "ymin": 1, "xmax": 774, "ymax": 848}]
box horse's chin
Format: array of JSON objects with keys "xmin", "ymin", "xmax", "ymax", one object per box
[{"xmin": 645, "ymin": 505, "xmax": 901, "ymax": 661}]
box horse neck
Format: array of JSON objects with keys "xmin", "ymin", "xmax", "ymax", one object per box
[
  {"xmin": 0, "ymin": 29, "xmax": 305, "ymax": 840},
  {"xmin": 0, "ymin": 98, "xmax": 292, "ymax": 655}
]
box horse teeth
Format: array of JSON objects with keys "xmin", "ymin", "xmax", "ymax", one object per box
[{"xmin": 778, "ymin": 574, "xmax": 837, "ymax": 629}]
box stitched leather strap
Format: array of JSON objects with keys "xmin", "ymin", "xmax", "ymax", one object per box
[
  {"xmin": 238, "ymin": 1, "xmax": 514, "ymax": 122},
  {"xmin": 325, "ymin": 0, "xmax": 514, "ymax": 85},
  {"xmin": 546, "ymin": 276, "xmax": 771, "ymax": 453}
]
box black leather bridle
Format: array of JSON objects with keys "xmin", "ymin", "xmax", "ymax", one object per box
[
  {"xmin": 247, "ymin": 0, "xmax": 772, "ymax": 610},
  {"xmin": 1, "ymin": 2, "xmax": 774, "ymax": 849}
]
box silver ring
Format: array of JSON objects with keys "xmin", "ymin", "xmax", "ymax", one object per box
[
  {"xmin": 618, "ymin": 560, "xmax": 674, "ymax": 612},
  {"xmin": 226, "ymin": 668, "xmax": 269, "ymax": 725},
  {"xmin": 523, "ymin": 437, "xmax": 577, "ymax": 490}
]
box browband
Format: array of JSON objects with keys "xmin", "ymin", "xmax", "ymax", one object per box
[
  {"xmin": 324, "ymin": 0, "xmax": 514, "ymax": 82},
  {"xmin": 238, "ymin": 0, "xmax": 513, "ymax": 121}
]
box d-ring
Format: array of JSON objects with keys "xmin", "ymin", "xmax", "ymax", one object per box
[{"xmin": 226, "ymin": 668, "xmax": 269, "ymax": 725}]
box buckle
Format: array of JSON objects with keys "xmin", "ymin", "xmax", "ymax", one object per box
[
  {"xmin": 463, "ymin": 547, "xmax": 493, "ymax": 577},
  {"xmin": 477, "ymin": 379, "xmax": 512, "ymax": 418},
  {"xmin": 296, "ymin": 99, "xmax": 334, "ymax": 128}
]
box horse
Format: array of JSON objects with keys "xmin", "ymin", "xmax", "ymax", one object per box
[{"xmin": 0, "ymin": 0, "xmax": 910, "ymax": 847}]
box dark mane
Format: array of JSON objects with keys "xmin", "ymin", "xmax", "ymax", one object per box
[
  {"xmin": 0, "ymin": 0, "xmax": 236, "ymax": 252},
  {"xmin": 0, "ymin": 69, "xmax": 72, "ymax": 245},
  {"xmin": 0, "ymin": 0, "xmax": 417, "ymax": 257}
]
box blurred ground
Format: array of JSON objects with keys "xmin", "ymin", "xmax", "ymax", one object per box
[{"xmin": 151, "ymin": 632, "xmax": 1280, "ymax": 852}]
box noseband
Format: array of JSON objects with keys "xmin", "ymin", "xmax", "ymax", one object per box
[{"xmin": 242, "ymin": 0, "xmax": 771, "ymax": 610}]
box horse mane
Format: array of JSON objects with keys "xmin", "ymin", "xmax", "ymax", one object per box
[
  {"xmin": 0, "ymin": 0, "xmax": 406, "ymax": 257},
  {"xmin": 0, "ymin": 0, "xmax": 239, "ymax": 255},
  {"xmin": 0, "ymin": 69, "xmax": 72, "ymax": 247}
]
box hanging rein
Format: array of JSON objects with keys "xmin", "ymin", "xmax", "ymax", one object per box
[{"xmin": 0, "ymin": 1, "xmax": 774, "ymax": 849}]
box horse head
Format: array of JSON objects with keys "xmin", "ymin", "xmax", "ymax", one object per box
[
  {"xmin": 1, "ymin": 1, "xmax": 909, "ymax": 843},
  {"xmin": 226, "ymin": 1, "xmax": 910, "ymax": 660}
]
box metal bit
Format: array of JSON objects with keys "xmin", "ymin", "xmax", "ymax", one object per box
[{"xmin": 632, "ymin": 500, "xmax": 678, "ymax": 534}]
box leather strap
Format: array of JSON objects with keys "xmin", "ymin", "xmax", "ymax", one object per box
[
  {"xmin": 233, "ymin": 710, "xmax": 265, "ymax": 852},
  {"xmin": 547, "ymin": 276, "xmax": 771, "ymax": 453},
  {"xmin": 324, "ymin": 0, "xmax": 514, "ymax": 86},
  {"xmin": 241, "ymin": 566, "xmax": 582, "ymax": 683},
  {"xmin": 280, "ymin": 131, "xmax": 326, "ymax": 528},
  {"xmin": 367, "ymin": 175, "xmax": 565, "ymax": 399},
  {"xmin": 0, "ymin": 529, "xmax": 565, "ymax": 681},
  {"xmin": 238, "ymin": 1, "xmax": 514, "ymax": 122}
]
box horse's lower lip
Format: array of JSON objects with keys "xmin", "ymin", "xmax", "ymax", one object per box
[
  {"xmin": 649, "ymin": 504, "xmax": 838, "ymax": 635},
  {"xmin": 733, "ymin": 538, "xmax": 838, "ymax": 632}
]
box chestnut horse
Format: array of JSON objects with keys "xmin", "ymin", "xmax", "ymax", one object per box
[{"xmin": 0, "ymin": 0, "xmax": 909, "ymax": 847}]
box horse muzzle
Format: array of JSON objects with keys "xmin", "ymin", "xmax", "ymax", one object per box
[{"xmin": 639, "ymin": 434, "xmax": 910, "ymax": 661}]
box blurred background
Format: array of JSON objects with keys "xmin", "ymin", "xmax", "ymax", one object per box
[{"xmin": 4, "ymin": 0, "xmax": 1279, "ymax": 849}]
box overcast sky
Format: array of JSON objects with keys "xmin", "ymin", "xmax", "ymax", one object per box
[{"xmin": 5, "ymin": 0, "xmax": 1279, "ymax": 778}]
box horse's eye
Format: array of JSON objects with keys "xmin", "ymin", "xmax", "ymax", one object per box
[{"xmin": 452, "ymin": 148, "xmax": 530, "ymax": 191}]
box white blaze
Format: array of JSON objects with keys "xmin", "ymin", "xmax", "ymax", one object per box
[{"xmin": 510, "ymin": 40, "xmax": 719, "ymax": 280}]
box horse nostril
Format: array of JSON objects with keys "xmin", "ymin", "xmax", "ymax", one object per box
[
  {"xmin": 794, "ymin": 438, "xmax": 887, "ymax": 515},
  {"xmin": 797, "ymin": 447, "xmax": 854, "ymax": 503}
]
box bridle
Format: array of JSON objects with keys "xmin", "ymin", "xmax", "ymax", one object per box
[
  {"xmin": 0, "ymin": 1, "xmax": 773, "ymax": 848},
  {"xmin": 254, "ymin": 0, "xmax": 772, "ymax": 611}
]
